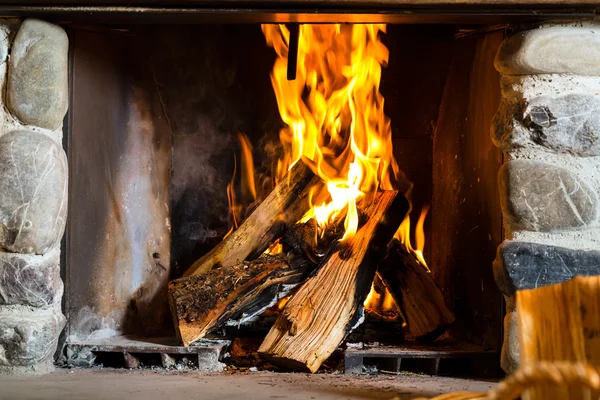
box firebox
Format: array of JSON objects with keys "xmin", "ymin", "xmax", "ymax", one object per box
[{"xmin": 0, "ymin": 1, "xmax": 598, "ymax": 381}]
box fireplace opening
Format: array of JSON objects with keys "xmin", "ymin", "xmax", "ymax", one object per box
[{"xmin": 65, "ymin": 22, "xmax": 503, "ymax": 375}]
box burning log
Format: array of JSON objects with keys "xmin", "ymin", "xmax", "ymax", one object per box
[
  {"xmin": 258, "ymin": 190, "xmax": 409, "ymax": 372},
  {"xmin": 184, "ymin": 161, "xmax": 318, "ymax": 277},
  {"xmin": 377, "ymin": 240, "xmax": 455, "ymax": 342},
  {"xmin": 169, "ymin": 254, "xmax": 314, "ymax": 346}
]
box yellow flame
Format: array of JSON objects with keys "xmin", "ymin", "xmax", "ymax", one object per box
[
  {"xmin": 262, "ymin": 24, "xmax": 399, "ymax": 240},
  {"xmin": 264, "ymin": 238, "xmax": 283, "ymax": 256},
  {"xmin": 394, "ymin": 204, "xmax": 430, "ymax": 271},
  {"xmin": 364, "ymin": 275, "xmax": 397, "ymax": 312}
]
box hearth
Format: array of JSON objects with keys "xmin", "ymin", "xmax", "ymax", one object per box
[{"xmin": 1, "ymin": 1, "xmax": 599, "ymax": 379}]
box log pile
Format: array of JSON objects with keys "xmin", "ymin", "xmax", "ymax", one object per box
[{"xmin": 167, "ymin": 160, "xmax": 455, "ymax": 372}]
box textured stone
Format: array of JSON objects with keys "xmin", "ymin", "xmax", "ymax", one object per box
[
  {"xmin": 494, "ymin": 240, "xmax": 600, "ymax": 297},
  {"xmin": 0, "ymin": 305, "xmax": 65, "ymax": 367},
  {"xmin": 495, "ymin": 25, "xmax": 600, "ymax": 75},
  {"xmin": 7, "ymin": 19, "xmax": 68, "ymax": 130},
  {"xmin": 0, "ymin": 249, "xmax": 61, "ymax": 307},
  {"xmin": 501, "ymin": 312, "xmax": 519, "ymax": 374},
  {"xmin": 493, "ymin": 94, "xmax": 600, "ymax": 156},
  {"xmin": 499, "ymin": 160, "xmax": 598, "ymax": 232},
  {"xmin": 0, "ymin": 131, "xmax": 68, "ymax": 254}
]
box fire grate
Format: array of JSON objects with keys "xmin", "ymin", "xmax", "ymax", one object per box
[
  {"xmin": 65, "ymin": 335, "xmax": 229, "ymax": 371},
  {"xmin": 344, "ymin": 340, "xmax": 498, "ymax": 377}
]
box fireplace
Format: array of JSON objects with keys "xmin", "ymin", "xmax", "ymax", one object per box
[{"xmin": 0, "ymin": 1, "xmax": 598, "ymax": 381}]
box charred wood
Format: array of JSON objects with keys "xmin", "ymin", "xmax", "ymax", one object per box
[
  {"xmin": 378, "ymin": 241, "xmax": 455, "ymax": 342},
  {"xmin": 169, "ymin": 254, "xmax": 314, "ymax": 346},
  {"xmin": 183, "ymin": 161, "xmax": 318, "ymax": 277}
]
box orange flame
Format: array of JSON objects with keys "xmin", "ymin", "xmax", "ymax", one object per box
[
  {"xmin": 395, "ymin": 204, "xmax": 430, "ymax": 271},
  {"xmin": 262, "ymin": 24, "xmax": 399, "ymax": 240},
  {"xmin": 364, "ymin": 280, "xmax": 397, "ymax": 312},
  {"xmin": 224, "ymin": 133, "xmax": 258, "ymax": 240}
]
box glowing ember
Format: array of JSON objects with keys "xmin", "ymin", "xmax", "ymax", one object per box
[{"xmin": 262, "ymin": 24, "xmax": 400, "ymax": 241}]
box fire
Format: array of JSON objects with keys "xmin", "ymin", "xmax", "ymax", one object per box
[
  {"xmin": 363, "ymin": 204, "xmax": 431, "ymax": 311},
  {"xmin": 364, "ymin": 281, "xmax": 397, "ymax": 312},
  {"xmin": 262, "ymin": 24, "xmax": 399, "ymax": 240},
  {"xmin": 395, "ymin": 204, "xmax": 431, "ymax": 271}
]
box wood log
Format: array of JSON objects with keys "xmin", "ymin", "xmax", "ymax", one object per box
[
  {"xmin": 517, "ymin": 276, "xmax": 600, "ymax": 400},
  {"xmin": 169, "ymin": 254, "xmax": 314, "ymax": 346},
  {"xmin": 281, "ymin": 198, "xmax": 381, "ymax": 262},
  {"xmin": 282, "ymin": 218, "xmax": 343, "ymax": 262},
  {"xmin": 184, "ymin": 161, "xmax": 318, "ymax": 277},
  {"xmin": 258, "ymin": 190, "xmax": 409, "ymax": 372},
  {"xmin": 377, "ymin": 240, "xmax": 455, "ymax": 342}
]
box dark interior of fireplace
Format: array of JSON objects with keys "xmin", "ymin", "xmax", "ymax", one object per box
[{"xmin": 65, "ymin": 22, "xmax": 504, "ymax": 375}]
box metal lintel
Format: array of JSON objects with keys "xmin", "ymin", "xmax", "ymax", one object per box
[{"xmin": 0, "ymin": 6, "xmax": 595, "ymax": 24}]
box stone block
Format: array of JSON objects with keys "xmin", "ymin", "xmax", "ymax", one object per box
[
  {"xmin": 499, "ymin": 160, "xmax": 598, "ymax": 232},
  {"xmin": 494, "ymin": 240, "xmax": 600, "ymax": 297},
  {"xmin": 0, "ymin": 305, "xmax": 65, "ymax": 368},
  {"xmin": 0, "ymin": 130, "xmax": 68, "ymax": 254},
  {"xmin": 493, "ymin": 94, "xmax": 600, "ymax": 156},
  {"xmin": 495, "ymin": 25, "xmax": 600, "ymax": 75},
  {"xmin": 0, "ymin": 249, "xmax": 61, "ymax": 307},
  {"xmin": 7, "ymin": 19, "xmax": 68, "ymax": 130},
  {"xmin": 501, "ymin": 312, "xmax": 519, "ymax": 374}
]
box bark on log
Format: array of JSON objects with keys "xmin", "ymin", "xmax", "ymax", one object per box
[
  {"xmin": 378, "ymin": 240, "xmax": 455, "ymax": 342},
  {"xmin": 258, "ymin": 191, "xmax": 409, "ymax": 372},
  {"xmin": 184, "ymin": 161, "xmax": 318, "ymax": 277},
  {"xmin": 170, "ymin": 254, "xmax": 314, "ymax": 346}
]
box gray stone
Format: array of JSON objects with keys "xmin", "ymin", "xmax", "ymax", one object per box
[
  {"xmin": 501, "ymin": 312, "xmax": 519, "ymax": 374},
  {"xmin": 7, "ymin": 19, "xmax": 68, "ymax": 130},
  {"xmin": 495, "ymin": 25, "xmax": 600, "ymax": 75},
  {"xmin": 0, "ymin": 131, "xmax": 68, "ymax": 254},
  {"xmin": 0, "ymin": 249, "xmax": 61, "ymax": 307},
  {"xmin": 494, "ymin": 240, "xmax": 600, "ymax": 297},
  {"xmin": 499, "ymin": 160, "xmax": 598, "ymax": 232},
  {"xmin": 493, "ymin": 94, "xmax": 600, "ymax": 157},
  {"xmin": 0, "ymin": 305, "xmax": 65, "ymax": 368}
]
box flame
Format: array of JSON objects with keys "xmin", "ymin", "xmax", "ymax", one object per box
[
  {"xmin": 364, "ymin": 275, "xmax": 397, "ymax": 312},
  {"xmin": 395, "ymin": 204, "xmax": 430, "ymax": 271},
  {"xmin": 262, "ymin": 24, "xmax": 399, "ymax": 240},
  {"xmin": 278, "ymin": 295, "xmax": 292, "ymax": 310},
  {"xmin": 224, "ymin": 133, "xmax": 258, "ymax": 240},
  {"xmin": 264, "ymin": 238, "xmax": 283, "ymax": 256}
]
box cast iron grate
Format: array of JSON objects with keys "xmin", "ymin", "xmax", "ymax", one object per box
[
  {"xmin": 65, "ymin": 335, "xmax": 229, "ymax": 371},
  {"xmin": 344, "ymin": 340, "xmax": 499, "ymax": 377}
]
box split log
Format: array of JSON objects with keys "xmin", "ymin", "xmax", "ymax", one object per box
[
  {"xmin": 259, "ymin": 190, "xmax": 409, "ymax": 372},
  {"xmin": 517, "ymin": 276, "xmax": 600, "ymax": 400},
  {"xmin": 377, "ymin": 241, "xmax": 455, "ymax": 342},
  {"xmin": 169, "ymin": 254, "xmax": 314, "ymax": 346},
  {"xmin": 184, "ymin": 161, "xmax": 318, "ymax": 277}
]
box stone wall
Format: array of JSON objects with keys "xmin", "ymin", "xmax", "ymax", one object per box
[
  {"xmin": 0, "ymin": 19, "xmax": 69, "ymax": 374},
  {"xmin": 492, "ymin": 22, "xmax": 600, "ymax": 373}
]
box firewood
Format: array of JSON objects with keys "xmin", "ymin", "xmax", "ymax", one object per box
[
  {"xmin": 169, "ymin": 254, "xmax": 314, "ymax": 346},
  {"xmin": 282, "ymin": 218, "xmax": 343, "ymax": 262},
  {"xmin": 517, "ymin": 276, "xmax": 600, "ymax": 400},
  {"xmin": 258, "ymin": 190, "xmax": 409, "ymax": 372},
  {"xmin": 184, "ymin": 161, "xmax": 318, "ymax": 277},
  {"xmin": 377, "ymin": 241, "xmax": 455, "ymax": 342}
]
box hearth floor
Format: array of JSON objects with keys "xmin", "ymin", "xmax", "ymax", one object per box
[{"xmin": 0, "ymin": 369, "xmax": 495, "ymax": 400}]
